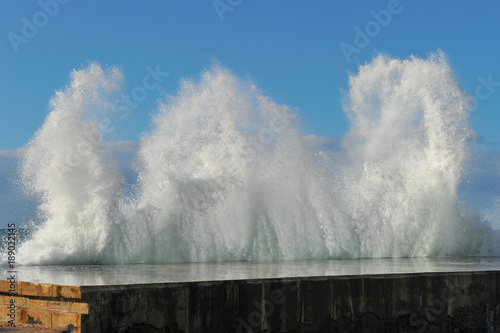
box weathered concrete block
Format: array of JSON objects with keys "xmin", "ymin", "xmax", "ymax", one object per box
[{"xmin": 2, "ymin": 271, "xmax": 500, "ymax": 332}]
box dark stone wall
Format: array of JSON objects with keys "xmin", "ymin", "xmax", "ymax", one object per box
[{"xmin": 79, "ymin": 271, "xmax": 500, "ymax": 333}]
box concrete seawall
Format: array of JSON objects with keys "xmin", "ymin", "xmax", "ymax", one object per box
[{"xmin": 1, "ymin": 271, "xmax": 500, "ymax": 332}]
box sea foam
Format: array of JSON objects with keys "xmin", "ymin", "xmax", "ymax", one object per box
[{"xmin": 17, "ymin": 53, "xmax": 500, "ymax": 265}]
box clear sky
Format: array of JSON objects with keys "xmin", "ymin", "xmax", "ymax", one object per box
[{"xmin": 1, "ymin": 0, "xmax": 500, "ymax": 151}]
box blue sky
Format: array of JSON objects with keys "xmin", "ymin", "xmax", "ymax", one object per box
[
  {"xmin": 1, "ymin": 0, "xmax": 500, "ymax": 226},
  {"xmin": 1, "ymin": 0, "xmax": 500, "ymax": 150}
]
